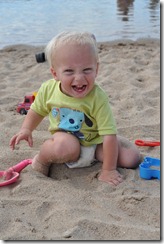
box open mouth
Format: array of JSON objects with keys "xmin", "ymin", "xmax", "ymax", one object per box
[{"xmin": 72, "ymin": 85, "xmax": 87, "ymax": 93}]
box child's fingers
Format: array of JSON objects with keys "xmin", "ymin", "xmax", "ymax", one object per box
[
  {"xmin": 9, "ymin": 135, "xmax": 17, "ymax": 150},
  {"xmin": 15, "ymin": 135, "xmax": 23, "ymax": 145},
  {"xmin": 98, "ymin": 170, "xmax": 123, "ymax": 186},
  {"xmin": 111, "ymin": 176, "xmax": 123, "ymax": 186},
  {"xmin": 28, "ymin": 137, "xmax": 33, "ymax": 147}
]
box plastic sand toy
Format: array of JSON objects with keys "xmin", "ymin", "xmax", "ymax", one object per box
[
  {"xmin": 135, "ymin": 139, "xmax": 160, "ymax": 147},
  {"xmin": 0, "ymin": 159, "xmax": 32, "ymax": 187},
  {"xmin": 139, "ymin": 156, "xmax": 160, "ymax": 180}
]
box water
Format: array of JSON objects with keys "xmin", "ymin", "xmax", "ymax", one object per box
[{"xmin": 0, "ymin": 0, "xmax": 160, "ymax": 49}]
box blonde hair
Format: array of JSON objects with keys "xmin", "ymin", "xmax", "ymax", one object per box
[{"xmin": 45, "ymin": 31, "xmax": 98, "ymax": 67}]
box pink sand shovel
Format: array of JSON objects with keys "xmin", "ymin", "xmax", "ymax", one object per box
[{"xmin": 0, "ymin": 159, "xmax": 32, "ymax": 187}]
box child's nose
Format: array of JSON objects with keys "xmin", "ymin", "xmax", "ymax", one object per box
[{"xmin": 74, "ymin": 73, "xmax": 84, "ymax": 82}]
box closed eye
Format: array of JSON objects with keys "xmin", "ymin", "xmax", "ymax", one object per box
[
  {"xmin": 64, "ymin": 69, "xmax": 74, "ymax": 75},
  {"xmin": 83, "ymin": 68, "xmax": 93, "ymax": 74}
]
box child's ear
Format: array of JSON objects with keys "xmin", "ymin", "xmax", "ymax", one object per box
[{"xmin": 50, "ymin": 67, "xmax": 58, "ymax": 80}]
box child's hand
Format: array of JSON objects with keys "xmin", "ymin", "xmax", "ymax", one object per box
[
  {"xmin": 98, "ymin": 169, "xmax": 123, "ymax": 186},
  {"xmin": 9, "ymin": 128, "xmax": 33, "ymax": 150}
]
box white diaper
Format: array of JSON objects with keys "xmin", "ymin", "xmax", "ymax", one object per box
[{"xmin": 65, "ymin": 145, "xmax": 97, "ymax": 168}]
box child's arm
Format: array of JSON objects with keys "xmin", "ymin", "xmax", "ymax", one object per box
[
  {"xmin": 10, "ymin": 109, "xmax": 44, "ymax": 150},
  {"xmin": 98, "ymin": 135, "xmax": 123, "ymax": 186}
]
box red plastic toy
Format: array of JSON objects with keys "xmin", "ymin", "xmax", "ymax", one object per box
[
  {"xmin": 135, "ymin": 139, "xmax": 160, "ymax": 147},
  {"xmin": 16, "ymin": 95, "xmax": 35, "ymax": 115},
  {"xmin": 0, "ymin": 159, "xmax": 32, "ymax": 187},
  {"xmin": 16, "ymin": 92, "xmax": 37, "ymax": 115}
]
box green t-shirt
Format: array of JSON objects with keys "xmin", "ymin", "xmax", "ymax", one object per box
[{"xmin": 31, "ymin": 79, "xmax": 117, "ymax": 146}]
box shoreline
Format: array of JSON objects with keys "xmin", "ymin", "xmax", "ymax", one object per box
[{"xmin": 0, "ymin": 37, "xmax": 160, "ymax": 50}]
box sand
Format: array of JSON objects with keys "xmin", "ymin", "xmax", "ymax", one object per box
[{"xmin": 0, "ymin": 39, "xmax": 160, "ymax": 241}]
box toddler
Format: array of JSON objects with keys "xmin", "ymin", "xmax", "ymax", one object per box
[{"xmin": 10, "ymin": 31, "xmax": 140, "ymax": 186}]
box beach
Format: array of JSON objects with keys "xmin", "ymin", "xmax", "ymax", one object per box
[{"xmin": 0, "ymin": 39, "xmax": 160, "ymax": 240}]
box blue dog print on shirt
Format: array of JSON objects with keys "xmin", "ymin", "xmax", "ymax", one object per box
[{"xmin": 52, "ymin": 107, "xmax": 93, "ymax": 139}]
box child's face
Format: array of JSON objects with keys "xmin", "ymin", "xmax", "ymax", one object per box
[{"xmin": 51, "ymin": 43, "xmax": 99, "ymax": 98}]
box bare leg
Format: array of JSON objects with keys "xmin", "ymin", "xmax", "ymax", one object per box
[
  {"xmin": 117, "ymin": 135, "xmax": 141, "ymax": 168},
  {"xmin": 32, "ymin": 132, "xmax": 81, "ymax": 175},
  {"xmin": 95, "ymin": 135, "xmax": 140, "ymax": 168}
]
